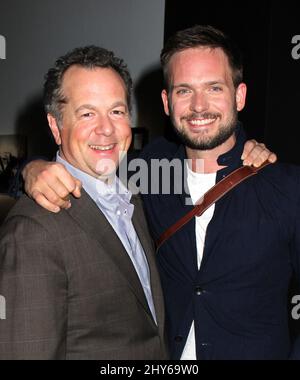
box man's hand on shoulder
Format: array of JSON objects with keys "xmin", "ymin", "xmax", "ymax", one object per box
[
  {"xmin": 22, "ymin": 160, "xmax": 82, "ymax": 213},
  {"xmin": 241, "ymin": 140, "xmax": 277, "ymax": 167}
]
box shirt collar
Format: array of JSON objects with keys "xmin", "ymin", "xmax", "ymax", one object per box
[
  {"xmin": 171, "ymin": 122, "xmax": 247, "ymax": 203},
  {"xmin": 216, "ymin": 122, "xmax": 246, "ymax": 169}
]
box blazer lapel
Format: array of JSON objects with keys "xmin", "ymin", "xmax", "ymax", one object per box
[
  {"xmin": 66, "ymin": 190, "xmax": 151, "ymax": 317},
  {"xmin": 131, "ymin": 194, "xmax": 165, "ymax": 331}
]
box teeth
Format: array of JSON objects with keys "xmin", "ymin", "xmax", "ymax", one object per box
[
  {"xmin": 190, "ymin": 119, "xmax": 216, "ymax": 126},
  {"xmin": 89, "ymin": 144, "xmax": 114, "ymax": 151}
]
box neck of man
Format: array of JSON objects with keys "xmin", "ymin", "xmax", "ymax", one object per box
[{"xmin": 185, "ymin": 134, "xmax": 236, "ymax": 174}]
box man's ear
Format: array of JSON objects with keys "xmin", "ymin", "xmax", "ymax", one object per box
[
  {"xmin": 236, "ymin": 83, "xmax": 247, "ymax": 112},
  {"xmin": 47, "ymin": 114, "xmax": 62, "ymax": 145},
  {"xmin": 161, "ymin": 89, "xmax": 170, "ymax": 116}
]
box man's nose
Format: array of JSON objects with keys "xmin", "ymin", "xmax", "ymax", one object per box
[
  {"xmin": 94, "ymin": 116, "xmax": 114, "ymax": 136},
  {"xmin": 190, "ymin": 91, "xmax": 209, "ymax": 113}
]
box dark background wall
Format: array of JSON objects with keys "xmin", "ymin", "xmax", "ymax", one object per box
[
  {"xmin": 0, "ymin": 0, "xmax": 165, "ymax": 158},
  {"xmin": 164, "ymin": 0, "xmax": 300, "ymax": 164}
]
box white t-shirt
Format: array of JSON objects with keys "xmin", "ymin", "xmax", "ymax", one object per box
[{"xmin": 181, "ymin": 164, "xmax": 216, "ymax": 360}]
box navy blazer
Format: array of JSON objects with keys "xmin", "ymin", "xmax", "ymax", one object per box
[{"xmin": 140, "ymin": 125, "xmax": 300, "ymax": 360}]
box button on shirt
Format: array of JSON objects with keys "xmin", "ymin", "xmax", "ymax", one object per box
[
  {"xmin": 56, "ymin": 153, "xmax": 157, "ymax": 324},
  {"xmin": 180, "ymin": 164, "xmax": 216, "ymax": 360}
]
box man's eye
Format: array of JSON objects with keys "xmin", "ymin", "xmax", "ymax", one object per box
[
  {"xmin": 81, "ymin": 112, "xmax": 94, "ymax": 118},
  {"xmin": 112, "ymin": 110, "xmax": 125, "ymax": 115},
  {"xmin": 210, "ymin": 86, "xmax": 222, "ymax": 92},
  {"xmin": 176, "ymin": 89, "xmax": 190, "ymax": 95}
]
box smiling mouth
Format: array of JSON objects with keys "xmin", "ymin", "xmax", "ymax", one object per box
[
  {"xmin": 89, "ymin": 144, "xmax": 116, "ymax": 151},
  {"xmin": 188, "ymin": 118, "xmax": 217, "ymax": 126}
]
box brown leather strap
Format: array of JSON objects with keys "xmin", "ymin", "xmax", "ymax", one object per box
[{"xmin": 156, "ymin": 161, "xmax": 271, "ymax": 251}]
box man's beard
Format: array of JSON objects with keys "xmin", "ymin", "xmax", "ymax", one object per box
[{"xmin": 170, "ymin": 107, "xmax": 238, "ymax": 151}]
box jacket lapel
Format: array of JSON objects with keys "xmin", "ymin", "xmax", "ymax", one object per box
[
  {"xmin": 172, "ymin": 144, "xmax": 199, "ymax": 275},
  {"xmin": 66, "ymin": 190, "xmax": 151, "ymax": 318},
  {"xmin": 131, "ymin": 194, "xmax": 165, "ymax": 331}
]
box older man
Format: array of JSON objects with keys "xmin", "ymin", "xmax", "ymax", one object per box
[{"xmin": 0, "ymin": 46, "xmax": 167, "ymax": 359}]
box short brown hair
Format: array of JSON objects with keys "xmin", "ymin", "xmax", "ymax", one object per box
[{"xmin": 160, "ymin": 25, "xmax": 243, "ymax": 89}]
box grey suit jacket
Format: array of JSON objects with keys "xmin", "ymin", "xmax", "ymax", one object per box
[{"xmin": 0, "ymin": 190, "xmax": 168, "ymax": 359}]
